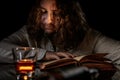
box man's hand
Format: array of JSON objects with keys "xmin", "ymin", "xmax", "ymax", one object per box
[{"xmin": 43, "ymin": 51, "xmax": 76, "ymax": 61}]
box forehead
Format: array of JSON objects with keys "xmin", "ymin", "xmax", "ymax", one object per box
[{"xmin": 40, "ymin": 0, "xmax": 57, "ymax": 8}]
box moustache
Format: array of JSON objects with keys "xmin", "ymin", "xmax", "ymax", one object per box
[{"xmin": 45, "ymin": 24, "xmax": 55, "ymax": 28}]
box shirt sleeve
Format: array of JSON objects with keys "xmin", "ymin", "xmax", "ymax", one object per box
[
  {"xmin": 0, "ymin": 25, "xmax": 47, "ymax": 61},
  {"xmin": 0, "ymin": 25, "xmax": 47, "ymax": 80},
  {"xmin": 94, "ymin": 34, "xmax": 120, "ymax": 80}
]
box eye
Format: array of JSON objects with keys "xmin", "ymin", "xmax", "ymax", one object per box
[
  {"xmin": 53, "ymin": 11, "xmax": 60, "ymax": 16},
  {"xmin": 40, "ymin": 8, "xmax": 47, "ymax": 13}
]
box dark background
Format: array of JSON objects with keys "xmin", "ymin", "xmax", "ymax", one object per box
[{"xmin": 0, "ymin": 0, "xmax": 120, "ymax": 40}]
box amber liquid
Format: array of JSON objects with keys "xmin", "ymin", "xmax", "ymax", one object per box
[{"xmin": 16, "ymin": 59, "xmax": 35, "ymax": 74}]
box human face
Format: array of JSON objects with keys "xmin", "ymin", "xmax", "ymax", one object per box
[{"xmin": 40, "ymin": 0, "xmax": 60, "ymax": 34}]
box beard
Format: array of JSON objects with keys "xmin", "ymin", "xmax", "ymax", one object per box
[{"xmin": 41, "ymin": 23, "xmax": 59, "ymax": 35}]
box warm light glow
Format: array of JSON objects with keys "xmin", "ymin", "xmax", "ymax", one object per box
[
  {"xmin": 19, "ymin": 66, "xmax": 33, "ymax": 71},
  {"xmin": 23, "ymin": 75, "xmax": 28, "ymax": 80},
  {"xmin": 22, "ymin": 59, "xmax": 30, "ymax": 62},
  {"xmin": 16, "ymin": 59, "xmax": 35, "ymax": 73}
]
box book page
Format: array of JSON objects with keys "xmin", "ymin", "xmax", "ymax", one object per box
[
  {"xmin": 73, "ymin": 55, "xmax": 86, "ymax": 61},
  {"xmin": 40, "ymin": 55, "xmax": 86, "ymax": 68},
  {"xmin": 42, "ymin": 59, "xmax": 59, "ymax": 65},
  {"xmin": 40, "ymin": 58, "xmax": 76, "ymax": 70}
]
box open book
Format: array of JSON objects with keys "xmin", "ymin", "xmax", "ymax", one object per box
[
  {"xmin": 39, "ymin": 53, "xmax": 116, "ymax": 71},
  {"xmin": 39, "ymin": 53, "xmax": 117, "ymax": 80}
]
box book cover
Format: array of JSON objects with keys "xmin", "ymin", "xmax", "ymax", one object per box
[
  {"xmin": 39, "ymin": 53, "xmax": 115, "ymax": 71},
  {"xmin": 39, "ymin": 53, "xmax": 117, "ymax": 80}
]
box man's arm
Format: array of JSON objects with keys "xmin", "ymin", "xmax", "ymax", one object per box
[
  {"xmin": 0, "ymin": 25, "xmax": 47, "ymax": 60},
  {"xmin": 94, "ymin": 34, "xmax": 120, "ymax": 80}
]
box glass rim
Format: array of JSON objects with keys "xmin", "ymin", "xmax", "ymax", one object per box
[{"xmin": 14, "ymin": 47, "xmax": 36, "ymax": 51}]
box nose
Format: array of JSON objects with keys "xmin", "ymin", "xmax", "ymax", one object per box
[{"xmin": 47, "ymin": 12, "xmax": 53, "ymax": 24}]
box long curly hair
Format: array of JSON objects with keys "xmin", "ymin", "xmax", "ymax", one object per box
[{"xmin": 27, "ymin": 0, "xmax": 90, "ymax": 51}]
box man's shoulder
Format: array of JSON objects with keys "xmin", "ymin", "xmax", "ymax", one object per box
[
  {"xmin": 85, "ymin": 28, "xmax": 102, "ymax": 40},
  {"xmin": 18, "ymin": 25, "xmax": 28, "ymax": 33}
]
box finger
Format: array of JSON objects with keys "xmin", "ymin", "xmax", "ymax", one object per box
[
  {"xmin": 65, "ymin": 52, "xmax": 76, "ymax": 58},
  {"xmin": 45, "ymin": 53, "xmax": 60, "ymax": 60},
  {"xmin": 58, "ymin": 52, "xmax": 75, "ymax": 58},
  {"xmin": 56, "ymin": 52, "xmax": 71, "ymax": 58},
  {"xmin": 49, "ymin": 54, "xmax": 60, "ymax": 60}
]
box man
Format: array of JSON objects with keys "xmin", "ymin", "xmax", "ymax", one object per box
[{"xmin": 0, "ymin": 0, "xmax": 120, "ymax": 80}]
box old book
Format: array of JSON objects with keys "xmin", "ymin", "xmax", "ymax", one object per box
[
  {"xmin": 39, "ymin": 53, "xmax": 116, "ymax": 71},
  {"xmin": 39, "ymin": 53, "xmax": 117, "ymax": 80}
]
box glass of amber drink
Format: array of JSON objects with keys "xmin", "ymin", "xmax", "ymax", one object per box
[{"xmin": 13, "ymin": 47, "xmax": 38, "ymax": 80}]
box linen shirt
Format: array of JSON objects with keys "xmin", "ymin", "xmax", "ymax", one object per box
[{"xmin": 0, "ymin": 25, "xmax": 120, "ymax": 80}]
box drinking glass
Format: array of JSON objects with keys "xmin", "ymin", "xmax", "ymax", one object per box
[{"xmin": 12, "ymin": 47, "xmax": 38, "ymax": 80}]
